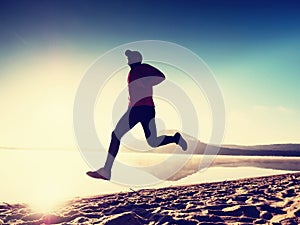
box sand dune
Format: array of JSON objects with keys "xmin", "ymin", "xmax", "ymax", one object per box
[{"xmin": 1, "ymin": 172, "xmax": 300, "ymax": 224}]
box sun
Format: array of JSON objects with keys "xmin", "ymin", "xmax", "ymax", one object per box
[{"xmin": 28, "ymin": 181, "xmax": 68, "ymax": 213}]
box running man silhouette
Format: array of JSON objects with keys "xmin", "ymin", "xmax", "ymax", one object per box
[{"xmin": 87, "ymin": 50, "xmax": 187, "ymax": 180}]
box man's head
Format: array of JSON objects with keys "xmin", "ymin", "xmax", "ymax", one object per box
[{"xmin": 125, "ymin": 50, "xmax": 143, "ymax": 65}]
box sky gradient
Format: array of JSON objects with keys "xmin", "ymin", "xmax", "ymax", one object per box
[{"xmin": 0, "ymin": 0, "xmax": 300, "ymax": 147}]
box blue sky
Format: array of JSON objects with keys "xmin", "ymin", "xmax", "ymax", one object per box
[{"xmin": 0, "ymin": 0, "xmax": 299, "ymax": 146}]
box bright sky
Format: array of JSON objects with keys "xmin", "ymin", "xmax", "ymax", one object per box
[
  {"xmin": 1, "ymin": 1, "xmax": 300, "ymax": 213},
  {"xmin": 0, "ymin": 0, "xmax": 300, "ymax": 147}
]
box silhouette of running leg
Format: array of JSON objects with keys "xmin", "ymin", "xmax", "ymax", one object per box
[
  {"xmin": 140, "ymin": 108, "xmax": 176, "ymax": 147},
  {"xmin": 140, "ymin": 106, "xmax": 188, "ymax": 150},
  {"xmin": 104, "ymin": 108, "xmax": 140, "ymax": 172},
  {"xmin": 87, "ymin": 106, "xmax": 187, "ymax": 180},
  {"xmin": 87, "ymin": 108, "xmax": 139, "ymax": 180}
]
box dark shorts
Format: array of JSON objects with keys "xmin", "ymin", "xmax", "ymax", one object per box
[{"xmin": 114, "ymin": 106, "xmax": 155, "ymax": 139}]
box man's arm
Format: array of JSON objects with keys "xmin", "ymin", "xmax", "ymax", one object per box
[
  {"xmin": 145, "ymin": 64, "xmax": 166, "ymax": 86},
  {"xmin": 151, "ymin": 72, "xmax": 165, "ymax": 85}
]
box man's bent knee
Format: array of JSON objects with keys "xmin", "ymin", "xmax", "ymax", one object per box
[{"xmin": 146, "ymin": 137, "xmax": 159, "ymax": 148}]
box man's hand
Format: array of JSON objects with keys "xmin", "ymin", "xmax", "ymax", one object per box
[{"xmin": 151, "ymin": 76, "xmax": 165, "ymax": 86}]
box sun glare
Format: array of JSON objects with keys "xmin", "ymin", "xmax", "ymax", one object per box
[{"xmin": 29, "ymin": 181, "xmax": 68, "ymax": 213}]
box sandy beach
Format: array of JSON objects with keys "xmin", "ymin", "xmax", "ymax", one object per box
[{"xmin": 1, "ymin": 172, "xmax": 300, "ymax": 225}]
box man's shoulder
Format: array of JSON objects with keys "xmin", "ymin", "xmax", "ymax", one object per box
[
  {"xmin": 140, "ymin": 63, "xmax": 154, "ymax": 67},
  {"xmin": 136, "ymin": 63, "xmax": 161, "ymax": 73}
]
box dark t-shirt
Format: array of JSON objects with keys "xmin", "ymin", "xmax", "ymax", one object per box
[{"xmin": 127, "ymin": 63, "xmax": 165, "ymax": 107}]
